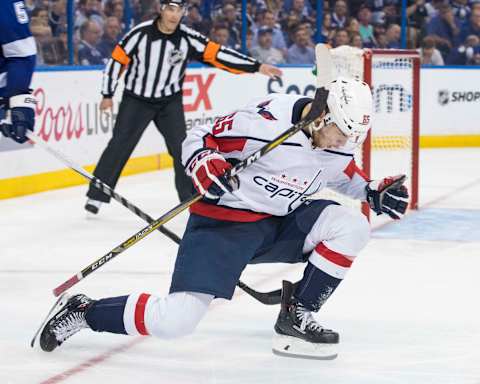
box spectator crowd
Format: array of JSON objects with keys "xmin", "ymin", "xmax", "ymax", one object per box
[{"xmin": 25, "ymin": 0, "xmax": 480, "ymax": 66}]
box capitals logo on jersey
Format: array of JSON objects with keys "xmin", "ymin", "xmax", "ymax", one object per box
[{"xmin": 256, "ymin": 100, "xmax": 277, "ymax": 121}]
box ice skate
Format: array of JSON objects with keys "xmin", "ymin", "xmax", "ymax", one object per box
[
  {"xmin": 272, "ymin": 281, "xmax": 339, "ymax": 360},
  {"xmin": 85, "ymin": 198, "xmax": 102, "ymax": 215},
  {"xmin": 34, "ymin": 294, "xmax": 94, "ymax": 352}
]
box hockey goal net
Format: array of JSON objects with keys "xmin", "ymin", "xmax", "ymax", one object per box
[{"xmin": 315, "ymin": 46, "xmax": 420, "ymax": 220}]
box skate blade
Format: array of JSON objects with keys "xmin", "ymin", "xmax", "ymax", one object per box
[
  {"xmin": 272, "ymin": 333, "xmax": 338, "ymax": 360},
  {"xmin": 30, "ymin": 293, "xmax": 70, "ymax": 348}
]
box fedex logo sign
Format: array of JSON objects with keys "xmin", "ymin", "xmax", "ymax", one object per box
[{"xmin": 183, "ymin": 73, "xmax": 215, "ymax": 112}]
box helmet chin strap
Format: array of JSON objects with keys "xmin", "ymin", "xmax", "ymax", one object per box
[
  {"xmin": 308, "ymin": 113, "xmax": 332, "ymax": 137},
  {"xmin": 307, "ymin": 117, "xmax": 327, "ymax": 150},
  {"xmin": 307, "ymin": 119, "xmax": 323, "ymax": 138}
]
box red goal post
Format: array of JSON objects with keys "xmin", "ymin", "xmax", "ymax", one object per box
[{"xmin": 325, "ymin": 46, "xmax": 420, "ymax": 218}]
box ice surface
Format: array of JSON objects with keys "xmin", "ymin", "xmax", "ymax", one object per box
[{"xmin": 1, "ymin": 148, "xmax": 480, "ymax": 384}]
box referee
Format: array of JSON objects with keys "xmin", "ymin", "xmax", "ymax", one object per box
[{"xmin": 85, "ymin": 0, "xmax": 282, "ymax": 214}]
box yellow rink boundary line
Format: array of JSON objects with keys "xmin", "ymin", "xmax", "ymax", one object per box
[
  {"xmin": 0, "ymin": 153, "xmax": 173, "ymax": 200},
  {"xmin": 420, "ymin": 135, "xmax": 480, "ymax": 148},
  {"xmin": 1, "ymin": 135, "xmax": 479, "ymax": 200},
  {"xmin": 371, "ymin": 134, "xmax": 480, "ymax": 149}
]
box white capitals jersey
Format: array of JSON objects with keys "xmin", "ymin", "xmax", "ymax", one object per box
[{"xmin": 182, "ymin": 93, "xmax": 369, "ymax": 221}]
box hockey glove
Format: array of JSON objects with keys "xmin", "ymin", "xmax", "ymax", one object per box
[
  {"xmin": 1, "ymin": 94, "xmax": 37, "ymax": 144},
  {"xmin": 366, "ymin": 174, "xmax": 409, "ymax": 220},
  {"xmin": 187, "ymin": 150, "xmax": 239, "ymax": 199}
]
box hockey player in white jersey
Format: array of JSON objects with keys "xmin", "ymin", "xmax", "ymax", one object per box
[{"xmin": 36, "ymin": 77, "xmax": 408, "ymax": 359}]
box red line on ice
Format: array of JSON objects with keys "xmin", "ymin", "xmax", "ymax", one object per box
[{"xmin": 39, "ymin": 337, "xmax": 144, "ymax": 384}]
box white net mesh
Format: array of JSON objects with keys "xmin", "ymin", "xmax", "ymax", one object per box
[
  {"xmin": 370, "ymin": 54, "xmax": 414, "ymax": 174},
  {"xmin": 310, "ymin": 47, "xmax": 418, "ymax": 220}
]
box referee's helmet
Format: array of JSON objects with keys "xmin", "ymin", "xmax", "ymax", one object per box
[{"xmin": 160, "ymin": 0, "xmax": 186, "ymax": 6}]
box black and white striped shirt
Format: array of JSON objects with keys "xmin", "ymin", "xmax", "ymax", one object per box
[{"xmin": 101, "ymin": 19, "xmax": 260, "ymax": 101}]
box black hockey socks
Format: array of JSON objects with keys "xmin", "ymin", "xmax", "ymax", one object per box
[
  {"xmin": 85, "ymin": 296, "xmax": 129, "ymax": 334},
  {"xmin": 295, "ymin": 262, "xmax": 343, "ymax": 312}
]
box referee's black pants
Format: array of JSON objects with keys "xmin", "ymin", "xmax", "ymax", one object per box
[{"xmin": 87, "ymin": 92, "xmax": 193, "ymax": 203}]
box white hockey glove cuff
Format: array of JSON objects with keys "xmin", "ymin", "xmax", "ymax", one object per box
[{"xmin": 9, "ymin": 93, "xmax": 38, "ymax": 110}]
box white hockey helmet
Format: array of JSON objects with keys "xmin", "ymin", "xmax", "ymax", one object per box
[{"xmin": 324, "ymin": 76, "xmax": 373, "ymax": 139}]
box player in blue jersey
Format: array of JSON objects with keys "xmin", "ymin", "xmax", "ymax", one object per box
[{"xmin": 0, "ymin": 0, "xmax": 37, "ymax": 144}]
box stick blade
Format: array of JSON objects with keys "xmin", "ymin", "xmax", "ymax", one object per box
[{"xmin": 315, "ymin": 44, "xmax": 334, "ymax": 89}]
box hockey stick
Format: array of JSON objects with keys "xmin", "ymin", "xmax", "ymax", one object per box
[
  {"xmin": 51, "ymin": 44, "xmax": 333, "ymax": 299},
  {"xmin": 236, "ymin": 281, "xmax": 299, "ymax": 305},
  {"xmin": 52, "ymin": 86, "xmax": 330, "ymax": 297},
  {"xmin": 26, "ymin": 131, "xmax": 181, "ymax": 243},
  {"xmin": 26, "ymin": 132, "xmax": 282, "ymax": 305}
]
